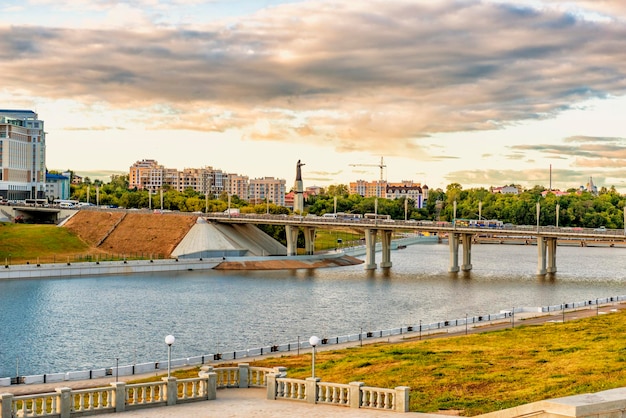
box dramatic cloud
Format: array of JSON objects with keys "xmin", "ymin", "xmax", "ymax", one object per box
[{"xmin": 3, "ymin": 0, "xmax": 626, "ymax": 160}]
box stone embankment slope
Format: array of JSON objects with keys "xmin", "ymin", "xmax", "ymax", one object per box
[
  {"xmin": 63, "ymin": 211, "xmax": 196, "ymax": 257},
  {"xmin": 214, "ymin": 254, "xmax": 363, "ymax": 270}
]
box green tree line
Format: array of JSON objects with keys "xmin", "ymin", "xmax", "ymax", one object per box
[{"xmin": 70, "ymin": 177, "xmax": 626, "ymax": 229}]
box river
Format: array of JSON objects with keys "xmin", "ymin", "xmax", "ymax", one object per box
[{"xmin": 1, "ymin": 242, "xmax": 625, "ymax": 378}]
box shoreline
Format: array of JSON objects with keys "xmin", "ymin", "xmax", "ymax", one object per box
[
  {"xmin": 3, "ymin": 298, "xmax": 625, "ymax": 390},
  {"xmin": 0, "ymin": 252, "xmax": 363, "ymax": 280}
]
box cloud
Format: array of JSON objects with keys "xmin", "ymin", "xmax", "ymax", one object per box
[
  {"xmin": 444, "ymin": 167, "xmax": 610, "ymax": 189},
  {"xmin": 3, "ymin": 0, "xmax": 626, "ymax": 159},
  {"xmin": 511, "ymin": 136, "xmax": 626, "ymax": 161}
]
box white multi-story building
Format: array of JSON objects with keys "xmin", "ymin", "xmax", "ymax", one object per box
[
  {"xmin": 228, "ymin": 174, "xmax": 250, "ymax": 200},
  {"xmin": 386, "ymin": 181, "xmax": 427, "ymax": 208},
  {"xmin": 249, "ymin": 177, "xmax": 286, "ymax": 206},
  {"xmin": 45, "ymin": 172, "xmax": 71, "ymax": 200},
  {"xmin": 0, "ymin": 110, "xmax": 46, "ymax": 200}
]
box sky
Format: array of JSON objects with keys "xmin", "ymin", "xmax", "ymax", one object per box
[{"xmin": 2, "ymin": 0, "xmax": 626, "ymax": 192}]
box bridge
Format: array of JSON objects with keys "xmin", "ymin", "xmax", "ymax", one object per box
[{"xmin": 205, "ymin": 213, "xmax": 626, "ymax": 275}]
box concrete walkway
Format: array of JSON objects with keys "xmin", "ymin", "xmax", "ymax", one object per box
[{"xmin": 92, "ymin": 387, "xmax": 434, "ymax": 417}]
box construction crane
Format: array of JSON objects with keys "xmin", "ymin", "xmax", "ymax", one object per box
[{"xmin": 349, "ymin": 156, "xmax": 387, "ymax": 182}]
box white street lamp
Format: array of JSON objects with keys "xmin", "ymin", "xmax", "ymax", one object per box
[
  {"xmin": 165, "ymin": 334, "xmax": 175, "ymax": 378},
  {"xmin": 536, "ymin": 202, "xmax": 541, "ymax": 232},
  {"xmin": 309, "ymin": 335, "xmax": 320, "ymax": 379}
]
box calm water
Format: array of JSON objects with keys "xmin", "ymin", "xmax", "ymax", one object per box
[{"xmin": 1, "ymin": 242, "xmax": 626, "ymax": 378}]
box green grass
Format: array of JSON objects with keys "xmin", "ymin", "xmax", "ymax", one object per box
[
  {"xmin": 313, "ymin": 229, "xmax": 363, "ymax": 251},
  {"xmin": 245, "ymin": 310, "xmax": 626, "ymax": 415},
  {"xmin": 0, "ymin": 222, "xmax": 90, "ymax": 263}
]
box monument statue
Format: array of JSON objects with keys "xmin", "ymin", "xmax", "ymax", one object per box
[{"xmin": 296, "ymin": 160, "xmax": 305, "ymax": 181}]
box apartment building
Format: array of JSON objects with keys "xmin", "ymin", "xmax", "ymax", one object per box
[
  {"xmin": 386, "ymin": 181, "xmax": 428, "ymax": 208},
  {"xmin": 45, "ymin": 172, "xmax": 71, "ymax": 200},
  {"xmin": 350, "ymin": 179, "xmax": 428, "ymax": 207},
  {"xmin": 0, "ymin": 110, "xmax": 46, "ymax": 200},
  {"xmin": 248, "ymin": 177, "xmax": 286, "ymax": 206},
  {"xmin": 349, "ymin": 179, "xmax": 388, "ymax": 198},
  {"xmin": 228, "ymin": 174, "xmax": 250, "ymax": 200}
]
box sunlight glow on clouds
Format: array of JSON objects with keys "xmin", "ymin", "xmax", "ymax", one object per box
[{"xmin": 2, "ymin": 0, "xmax": 626, "ymax": 191}]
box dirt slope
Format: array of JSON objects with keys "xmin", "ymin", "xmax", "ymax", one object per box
[
  {"xmin": 63, "ymin": 211, "xmax": 196, "ymax": 257},
  {"xmin": 63, "ymin": 211, "xmax": 126, "ymax": 246}
]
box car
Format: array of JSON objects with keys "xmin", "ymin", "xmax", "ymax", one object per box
[{"xmin": 594, "ymin": 226, "xmax": 606, "ymax": 231}]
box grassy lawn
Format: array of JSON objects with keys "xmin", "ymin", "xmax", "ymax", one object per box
[
  {"xmin": 0, "ymin": 222, "xmax": 90, "ymax": 264},
  {"xmin": 238, "ymin": 310, "xmax": 626, "ymax": 415}
]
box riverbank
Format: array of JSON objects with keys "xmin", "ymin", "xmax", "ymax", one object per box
[
  {"xmin": 6, "ymin": 301, "xmax": 625, "ymax": 397},
  {"xmin": 0, "ymin": 252, "xmax": 364, "ymax": 279}
]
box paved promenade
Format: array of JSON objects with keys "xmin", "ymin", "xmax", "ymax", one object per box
[{"xmin": 93, "ymin": 387, "xmax": 433, "ymax": 417}]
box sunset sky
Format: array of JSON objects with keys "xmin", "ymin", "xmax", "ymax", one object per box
[{"xmin": 2, "ymin": 0, "xmax": 626, "ymax": 192}]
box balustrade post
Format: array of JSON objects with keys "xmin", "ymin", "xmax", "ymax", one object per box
[
  {"xmin": 395, "ymin": 386, "xmax": 410, "ymax": 412},
  {"xmin": 55, "ymin": 387, "xmax": 72, "ymax": 418},
  {"xmin": 266, "ymin": 373, "xmax": 277, "ymax": 400},
  {"xmin": 238, "ymin": 363, "xmax": 249, "ymax": 388},
  {"xmin": 162, "ymin": 377, "xmax": 177, "ymax": 406},
  {"xmin": 0, "ymin": 393, "xmax": 14, "ymax": 418},
  {"xmin": 349, "ymin": 381, "xmax": 364, "ymax": 409},
  {"xmin": 110, "ymin": 381, "xmax": 126, "ymax": 412},
  {"xmin": 207, "ymin": 372, "xmax": 217, "ymax": 400},
  {"xmin": 306, "ymin": 377, "xmax": 320, "ymax": 404}
]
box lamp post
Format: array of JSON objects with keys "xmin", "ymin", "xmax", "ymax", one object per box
[
  {"xmin": 536, "ymin": 201, "xmax": 541, "ymax": 232},
  {"xmin": 165, "ymin": 335, "xmax": 175, "ymax": 378},
  {"xmin": 556, "ymin": 203, "xmax": 560, "ymax": 228},
  {"xmin": 309, "ymin": 335, "xmax": 320, "ymax": 379}
]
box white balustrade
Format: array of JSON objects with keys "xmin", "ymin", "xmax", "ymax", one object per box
[
  {"xmin": 178, "ymin": 378, "xmax": 207, "ymax": 400},
  {"xmin": 215, "ymin": 367, "xmax": 239, "ymax": 388},
  {"xmin": 317, "ymin": 382, "xmax": 350, "ymax": 405},
  {"xmin": 126, "ymin": 382, "xmax": 165, "ymax": 406},
  {"xmin": 276, "ymin": 378, "xmax": 306, "ymax": 401},
  {"xmin": 71, "ymin": 387, "xmax": 114, "ymax": 413},
  {"xmin": 361, "ymin": 386, "xmax": 395, "ymax": 410},
  {"xmin": 11, "ymin": 393, "xmax": 58, "ymax": 417}
]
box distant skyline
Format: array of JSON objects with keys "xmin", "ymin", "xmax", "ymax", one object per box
[{"xmin": 2, "ymin": 1, "xmax": 626, "ymax": 191}]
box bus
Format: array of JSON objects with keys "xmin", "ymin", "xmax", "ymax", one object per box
[
  {"xmin": 364, "ymin": 213, "xmax": 391, "ymax": 220},
  {"xmin": 24, "ymin": 198, "xmax": 48, "ymax": 206},
  {"xmin": 454, "ymin": 218, "xmax": 503, "ymax": 228},
  {"xmin": 470, "ymin": 219, "xmax": 503, "ymax": 228}
]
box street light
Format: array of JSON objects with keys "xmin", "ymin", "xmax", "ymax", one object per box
[
  {"xmin": 309, "ymin": 335, "xmax": 320, "ymax": 379},
  {"xmin": 165, "ymin": 334, "xmax": 175, "ymax": 378}
]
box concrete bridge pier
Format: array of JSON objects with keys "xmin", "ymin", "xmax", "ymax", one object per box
[
  {"xmin": 449, "ymin": 233, "xmax": 473, "ymax": 273},
  {"xmin": 461, "ymin": 233, "xmax": 473, "ymax": 271},
  {"xmin": 537, "ymin": 236, "xmax": 558, "ymax": 275},
  {"xmin": 364, "ymin": 228, "xmax": 378, "ymax": 270},
  {"xmin": 380, "ymin": 230, "xmax": 393, "ymax": 269},
  {"xmin": 303, "ymin": 227, "xmax": 316, "ymax": 255},
  {"xmin": 285, "ymin": 225, "xmax": 299, "ymax": 256},
  {"xmin": 449, "ymin": 233, "xmax": 460, "ymax": 273}
]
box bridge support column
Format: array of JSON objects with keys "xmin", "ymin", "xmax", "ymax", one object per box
[
  {"xmin": 303, "ymin": 227, "xmax": 316, "ymax": 255},
  {"xmin": 547, "ymin": 237, "xmax": 557, "ymax": 274},
  {"xmin": 285, "ymin": 225, "xmax": 299, "ymax": 256},
  {"xmin": 537, "ymin": 236, "xmax": 547, "ymax": 275},
  {"xmin": 380, "ymin": 230, "xmax": 393, "ymax": 268},
  {"xmin": 448, "ymin": 233, "xmax": 460, "ymax": 273},
  {"xmin": 461, "ymin": 233, "xmax": 473, "ymax": 271},
  {"xmin": 364, "ymin": 228, "xmax": 378, "ymax": 270}
]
